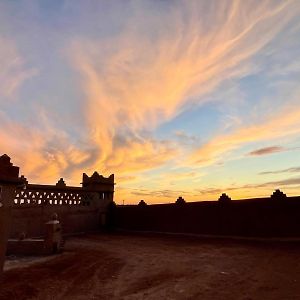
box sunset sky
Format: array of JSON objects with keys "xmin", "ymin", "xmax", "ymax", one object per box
[{"xmin": 1, "ymin": 0, "xmax": 300, "ymax": 204}]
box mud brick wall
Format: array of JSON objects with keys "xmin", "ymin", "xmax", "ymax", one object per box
[
  {"xmin": 10, "ymin": 172, "xmax": 114, "ymax": 238},
  {"xmin": 114, "ymin": 196, "xmax": 300, "ymax": 238}
]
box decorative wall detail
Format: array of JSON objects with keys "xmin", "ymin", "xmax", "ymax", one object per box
[
  {"xmin": 14, "ymin": 188, "xmax": 93, "ymax": 206},
  {"xmin": 0, "ymin": 154, "xmax": 115, "ymax": 239}
]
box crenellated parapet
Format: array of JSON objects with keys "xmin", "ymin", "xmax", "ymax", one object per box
[
  {"xmin": 13, "ymin": 172, "xmax": 115, "ymax": 207},
  {"xmin": 82, "ymin": 172, "xmax": 114, "ymax": 192}
]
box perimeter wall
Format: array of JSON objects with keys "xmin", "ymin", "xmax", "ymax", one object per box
[{"xmin": 113, "ymin": 194, "xmax": 300, "ymax": 237}]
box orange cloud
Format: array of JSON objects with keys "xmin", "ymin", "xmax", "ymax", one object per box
[
  {"xmin": 1, "ymin": 1, "xmax": 300, "ymax": 197},
  {"xmin": 0, "ymin": 112, "xmax": 176, "ymax": 186},
  {"xmin": 67, "ymin": 0, "xmax": 298, "ymax": 180},
  {"xmin": 103, "ymin": 138, "xmax": 176, "ymax": 175}
]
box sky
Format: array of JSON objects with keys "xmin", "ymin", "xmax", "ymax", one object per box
[{"xmin": 1, "ymin": 0, "xmax": 300, "ymax": 204}]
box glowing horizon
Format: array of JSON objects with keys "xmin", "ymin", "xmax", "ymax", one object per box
[{"xmin": 1, "ymin": 0, "xmax": 300, "ymax": 204}]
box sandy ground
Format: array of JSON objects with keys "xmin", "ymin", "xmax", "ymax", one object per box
[{"xmin": 1, "ymin": 232, "xmax": 300, "ymax": 300}]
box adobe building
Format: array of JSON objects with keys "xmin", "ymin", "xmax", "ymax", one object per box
[{"xmin": 0, "ymin": 154, "xmax": 115, "ymax": 274}]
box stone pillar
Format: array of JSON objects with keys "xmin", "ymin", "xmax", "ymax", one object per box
[
  {"xmin": 44, "ymin": 213, "xmax": 62, "ymax": 254},
  {"xmin": 0, "ymin": 154, "xmax": 24, "ymax": 275}
]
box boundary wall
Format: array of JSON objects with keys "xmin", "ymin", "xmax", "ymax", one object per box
[{"xmin": 113, "ymin": 192, "xmax": 300, "ymax": 237}]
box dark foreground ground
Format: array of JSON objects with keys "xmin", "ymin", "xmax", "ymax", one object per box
[{"xmin": 1, "ymin": 233, "xmax": 300, "ymax": 300}]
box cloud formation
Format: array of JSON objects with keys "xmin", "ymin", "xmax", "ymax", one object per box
[
  {"xmin": 0, "ymin": 37, "xmax": 36, "ymax": 99},
  {"xmin": 190, "ymin": 104, "xmax": 300, "ymax": 166},
  {"xmin": 259, "ymin": 166, "xmax": 300, "ymax": 175},
  {"xmin": 66, "ymin": 0, "xmax": 300, "ymax": 184},
  {"xmin": 0, "ymin": 1, "xmax": 300, "ymax": 203},
  {"xmin": 196, "ymin": 176, "xmax": 300, "ymax": 198},
  {"xmin": 247, "ymin": 146, "xmax": 285, "ymax": 156}
]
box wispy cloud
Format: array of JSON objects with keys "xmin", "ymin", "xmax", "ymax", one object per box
[
  {"xmin": 259, "ymin": 166, "xmax": 300, "ymax": 175},
  {"xmin": 262, "ymin": 176, "xmax": 300, "ymax": 187},
  {"xmin": 67, "ymin": 0, "xmax": 300, "ymax": 182},
  {"xmin": 190, "ymin": 103, "xmax": 300, "ymax": 166},
  {"xmin": 212, "ymin": 177, "xmax": 300, "ymax": 192},
  {"xmin": 0, "ymin": 37, "xmax": 37, "ymax": 99},
  {"xmin": 0, "ymin": 1, "xmax": 300, "ymax": 203},
  {"xmin": 247, "ymin": 146, "xmax": 285, "ymax": 156},
  {"xmin": 175, "ymin": 131, "xmax": 199, "ymax": 145},
  {"xmin": 131, "ymin": 188, "xmax": 190, "ymax": 200},
  {"xmin": 129, "ymin": 173, "xmax": 300, "ymax": 201}
]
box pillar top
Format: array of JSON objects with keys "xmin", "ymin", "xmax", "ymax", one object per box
[{"xmin": 218, "ymin": 193, "xmax": 232, "ymax": 203}]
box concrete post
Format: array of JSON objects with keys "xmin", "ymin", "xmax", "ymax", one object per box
[{"xmin": 0, "ymin": 154, "xmax": 24, "ymax": 275}]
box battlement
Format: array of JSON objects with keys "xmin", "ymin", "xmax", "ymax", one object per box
[{"xmin": 82, "ymin": 172, "xmax": 114, "ymax": 192}]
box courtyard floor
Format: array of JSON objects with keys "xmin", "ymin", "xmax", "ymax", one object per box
[{"xmin": 1, "ymin": 232, "xmax": 300, "ymax": 300}]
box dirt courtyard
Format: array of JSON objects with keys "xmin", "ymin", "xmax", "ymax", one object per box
[{"xmin": 1, "ymin": 233, "xmax": 300, "ymax": 300}]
